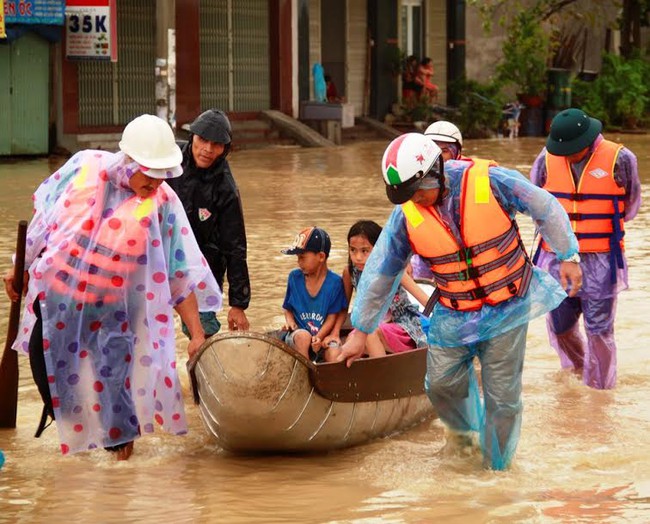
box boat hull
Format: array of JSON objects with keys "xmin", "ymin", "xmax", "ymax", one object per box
[{"xmin": 188, "ymin": 332, "xmax": 436, "ymax": 452}]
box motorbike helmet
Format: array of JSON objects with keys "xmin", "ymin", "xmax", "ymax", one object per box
[
  {"xmin": 424, "ymin": 121, "xmax": 463, "ymax": 149},
  {"xmin": 381, "ymin": 133, "xmax": 444, "ymax": 204}
]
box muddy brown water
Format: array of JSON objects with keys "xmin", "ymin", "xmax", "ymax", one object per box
[{"xmin": 0, "ymin": 135, "xmax": 649, "ymax": 523}]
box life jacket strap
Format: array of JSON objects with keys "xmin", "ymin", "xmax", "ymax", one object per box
[
  {"xmin": 34, "ymin": 405, "xmax": 55, "ymax": 438},
  {"xmin": 422, "ymin": 287, "xmax": 441, "ymax": 317},
  {"xmin": 431, "ymin": 245, "xmax": 524, "ymax": 285},
  {"xmin": 567, "ymin": 211, "xmax": 626, "ymax": 220},
  {"xmin": 549, "ymin": 191, "xmax": 624, "ymax": 202},
  {"xmin": 421, "ymin": 224, "xmax": 518, "ymax": 266},
  {"xmin": 436, "ymin": 262, "xmax": 533, "ymax": 307}
]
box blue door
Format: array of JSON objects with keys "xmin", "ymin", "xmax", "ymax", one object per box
[{"xmin": 0, "ymin": 32, "xmax": 50, "ymax": 155}]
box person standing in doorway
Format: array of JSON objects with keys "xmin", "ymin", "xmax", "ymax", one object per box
[
  {"xmin": 531, "ymin": 108, "xmax": 641, "ymax": 389},
  {"xmin": 168, "ymin": 109, "xmax": 251, "ymax": 334}
]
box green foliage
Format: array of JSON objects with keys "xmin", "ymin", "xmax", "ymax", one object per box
[
  {"xmin": 571, "ymin": 52, "xmax": 650, "ymax": 127},
  {"xmin": 495, "ymin": 12, "xmax": 550, "ymax": 96},
  {"xmin": 452, "ymin": 77, "xmax": 506, "ymax": 138}
]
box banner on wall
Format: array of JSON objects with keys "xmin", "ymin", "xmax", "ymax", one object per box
[
  {"xmin": 65, "ymin": 0, "xmax": 117, "ymax": 62},
  {"xmin": 4, "ymin": 0, "xmax": 65, "ymax": 25}
]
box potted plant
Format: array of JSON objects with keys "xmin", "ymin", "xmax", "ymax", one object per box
[{"xmin": 495, "ymin": 12, "xmax": 550, "ymax": 107}]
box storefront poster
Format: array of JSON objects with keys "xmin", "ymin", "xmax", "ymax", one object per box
[
  {"xmin": 65, "ymin": 0, "xmax": 117, "ymax": 62},
  {"xmin": 4, "ymin": 0, "xmax": 65, "ymax": 25},
  {"xmin": 0, "ymin": 1, "xmax": 6, "ymax": 39}
]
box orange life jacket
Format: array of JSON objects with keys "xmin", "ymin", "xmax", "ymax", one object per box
[
  {"xmin": 541, "ymin": 139, "xmax": 625, "ymax": 254},
  {"xmin": 403, "ymin": 158, "xmax": 532, "ymax": 312},
  {"xmin": 45, "ymin": 169, "xmax": 156, "ymax": 304}
]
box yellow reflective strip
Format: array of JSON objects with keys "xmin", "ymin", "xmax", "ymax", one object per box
[
  {"xmin": 475, "ymin": 170, "xmax": 490, "ymax": 204},
  {"xmin": 470, "ymin": 158, "xmax": 491, "ymax": 204},
  {"xmin": 402, "ymin": 200, "xmax": 424, "ymax": 228},
  {"xmin": 73, "ymin": 164, "xmax": 89, "ymax": 189},
  {"xmin": 135, "ymin": 198, "xmax": 154, "ymax": 220}
]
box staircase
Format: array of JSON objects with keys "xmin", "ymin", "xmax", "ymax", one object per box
[
  {"xmin": 341, "ymin": 123, "xmax": 389, "ymax": 142},
  {"xmin": 230, "ymin": 117, "xmax": 299, "ymax": 150}
]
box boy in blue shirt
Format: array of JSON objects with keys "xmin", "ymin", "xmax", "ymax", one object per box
[{"xmin": 281, "ymin": 227, "xmax": 347, "ymax": 363}]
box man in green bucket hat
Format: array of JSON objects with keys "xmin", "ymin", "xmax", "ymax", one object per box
[{"xmin": 530, "ymin": 108, "xmax": 641, "ymax": 389}]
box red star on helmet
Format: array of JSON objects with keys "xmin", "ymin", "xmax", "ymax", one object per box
[{"xmin": 415, "ymin": 153, "xmax": 425, "ymax": 164}]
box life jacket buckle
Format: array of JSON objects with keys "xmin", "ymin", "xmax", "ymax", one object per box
[
  {"xmin": 459, "ymin": 267, "xmax": 480, "ymax": 281},
  {"xmin": 469, "ymin": 287, "xmax": 487, "ymax": 300},
  {"xmin": 507, "ymin": 282, "xmax": 518, "ymax": 295}
]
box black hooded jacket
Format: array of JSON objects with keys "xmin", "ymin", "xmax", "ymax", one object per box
[{"xmin": 167, "ymin": 140, "xmax": 250, "ymax": 309}]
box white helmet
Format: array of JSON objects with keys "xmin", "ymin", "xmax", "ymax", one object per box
[
  {"xmin": 382, "ymin": 133, "xmax": 443, "ymax": 204},
  {"xmin": 424, "ymin": 121, "xmax": 463, "ymax": 147},
  {"xmin": 119, "ymin": 114, "xmax": 183, "ymax": 178}
]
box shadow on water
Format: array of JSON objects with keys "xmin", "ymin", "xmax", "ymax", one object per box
[{"xmin": 1, "ymin": 134, "xmax": 650, "ymax": 522}]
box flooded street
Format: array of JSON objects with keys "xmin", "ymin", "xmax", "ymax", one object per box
[{"xmin": 0, "ymin": 135, "xmax": 649, "ymax": 523}]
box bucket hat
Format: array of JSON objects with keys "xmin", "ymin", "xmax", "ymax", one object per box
[{"xmin": 546, "ymin": 108, "xmax": 602, "ymax": 156}]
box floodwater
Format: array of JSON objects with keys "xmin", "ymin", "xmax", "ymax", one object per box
[{"xmin": 0, "ymin": 135, "xmax": 649, "ymax": 523}]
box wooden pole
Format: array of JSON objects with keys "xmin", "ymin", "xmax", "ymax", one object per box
[{"xmin": 0, "ymin": 220, "xmax": 28, "ymax": 428}]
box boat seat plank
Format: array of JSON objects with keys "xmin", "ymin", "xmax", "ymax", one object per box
[{"xmin": 308, "ymin": 348, "xmax": 428, "ymax": 403}]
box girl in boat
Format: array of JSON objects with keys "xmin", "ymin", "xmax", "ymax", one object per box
[{"xmin": 324, "ymin": 220, "xmax": 429, "ymax": 357}]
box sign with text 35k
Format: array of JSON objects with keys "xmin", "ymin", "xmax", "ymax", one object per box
[{"xmin": 65, "ymin": 0, "xmax": 117, "ymax": 61}]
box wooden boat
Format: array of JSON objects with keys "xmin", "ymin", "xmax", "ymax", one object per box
[{"xmin": 187, "ymin": 331, "xmax": 436, "ymax": 453}]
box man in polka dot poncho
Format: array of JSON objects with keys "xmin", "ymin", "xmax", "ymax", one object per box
[{"xmin": 4, "ymin": 115, "xmax": 222, "ymax": 460}]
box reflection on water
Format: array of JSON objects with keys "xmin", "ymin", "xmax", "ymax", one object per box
[{"xmin": 1, "ymin": 135, "xmax": 649, "ymax": 523}]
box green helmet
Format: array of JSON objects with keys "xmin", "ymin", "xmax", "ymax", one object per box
[{"xmin": 546, "ymin": 108, "xmax": 602, "ymax": 156}]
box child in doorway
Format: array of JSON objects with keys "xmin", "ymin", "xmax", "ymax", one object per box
[
  {"xmin": 280, "ymin": 226, "xmax": 348, "ymax": 363},
  {"xmin": 324, "ymin": 220, "xmax": 429, "ymax": 357}
]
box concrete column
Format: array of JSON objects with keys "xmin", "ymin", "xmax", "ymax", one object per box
[{"xmin": 155, "ymin": 0, "xmax": 176, "ymax": 127}]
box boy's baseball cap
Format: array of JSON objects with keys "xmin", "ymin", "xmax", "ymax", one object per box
[{"xmin": 282, "ymin": 227, "xmax": 331, "ymax": 256}]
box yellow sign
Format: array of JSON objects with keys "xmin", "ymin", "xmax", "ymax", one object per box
[{"xmin": 0, "ymin": 0, "xmax": 6, "ymax": 39}]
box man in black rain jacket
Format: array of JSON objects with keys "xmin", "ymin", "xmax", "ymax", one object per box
[{"xmin": 169, "ymin": 109, "xmax": 251, "ymax": 333}]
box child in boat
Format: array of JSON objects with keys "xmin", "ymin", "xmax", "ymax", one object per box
[
  {"xmin": 324, "ymin": 220, "xmax": 429, "ymax": 357},
  {"xmin": 280, "ymin": 226, "xmax": 348, "ymax": 363}
]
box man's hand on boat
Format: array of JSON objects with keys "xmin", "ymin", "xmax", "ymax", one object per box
[
  {"xmin": 227, "ymin": 306, "xmax": 250, "ymax": 331},
  {"xmin": 187, "ymin": 333, "xmax": 206, "ymax": 359},
  {"xmin": 337, "ymin": 332, "xmax": 368, "ymax": 367}
]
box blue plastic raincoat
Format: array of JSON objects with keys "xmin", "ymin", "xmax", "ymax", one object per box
[
  {"xmin": 13, "ymin": 150, "xmax": 222, "ymax": 455},
  {"xmin": 351, "ymin": 160, "xmax": 579, "ymax": 469}
]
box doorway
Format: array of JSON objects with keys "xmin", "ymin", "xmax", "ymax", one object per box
[
  {"xmin": 0, "ymin": 32, "xmax": 49, "ymax": 155},
  {"xmin": 321, "ymin": 0, "xmax": 346, "ymax": 100}
]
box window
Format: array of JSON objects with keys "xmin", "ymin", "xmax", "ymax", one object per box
[{"xmin": 400, "ymin": 0, "xmax": 422, "ymax": 59}]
